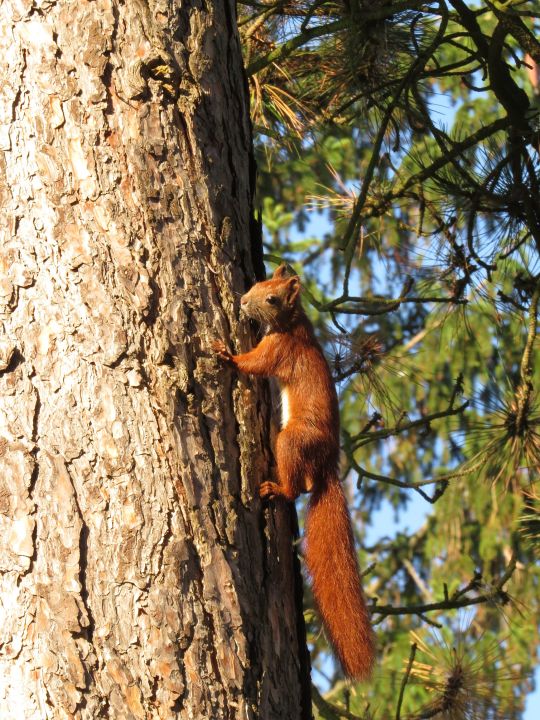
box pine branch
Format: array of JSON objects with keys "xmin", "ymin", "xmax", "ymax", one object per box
[
  {"xmin": 246, "ymin": 17, "xmax": 349, "ymax": 76},
  {"xmin": 351, "ymin": 401, "xmax": 469, "ymax": 447},
  {"xmin": 449, "ymin": 0, "xmax": 530, "ymax": 130},
  {"xmin": 319, "ymin": 292, "xmax": 468, "ymax": 316},
  {"xmin": 371, "ymin": 553, "xmax": 518, "ymax": 620},
  {"xmin": 487, "ymin": 0, "xmax": 540, "ymax": 65},
  {"xmin": 363, "ymin": 117, "xmax": 509, "ymax": 220}
]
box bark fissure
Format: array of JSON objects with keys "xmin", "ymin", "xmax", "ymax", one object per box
[{"xmin": 10, "ymin": 48, "xmax": 26, "ymax": 124}]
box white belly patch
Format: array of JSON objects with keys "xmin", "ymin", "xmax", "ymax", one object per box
[{"xmin": 280, "ymin": 387, "xmax": 290, "ymax": 428}]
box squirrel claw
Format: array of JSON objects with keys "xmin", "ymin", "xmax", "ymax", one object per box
[
  {"xmin": 259, "ymin": 481, "xmax": 280, "ymax": 500},
  {"xmin": 211, "ymin": 339, "xmax": 232, "ymax": 363}
]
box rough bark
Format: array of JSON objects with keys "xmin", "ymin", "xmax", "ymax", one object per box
[{"xmin": 0, "ymin": 1, "xmax": 309, "ymax": 718}]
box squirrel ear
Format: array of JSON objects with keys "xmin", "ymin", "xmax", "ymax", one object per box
[
  {"xmin": 273, "ymin": 263, "xmax": 289, "ymax": 279},
  {"xmin": 285, "ymin": 276, "xmax": 301, "ymax": 304}
]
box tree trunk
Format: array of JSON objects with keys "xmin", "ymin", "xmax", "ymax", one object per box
[{"xmin": 0, "ymin": 2, "xmax": 310, "ymax": 718}]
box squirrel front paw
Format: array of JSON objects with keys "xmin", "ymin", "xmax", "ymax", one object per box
[{"xmin": 211, "ymin": 339, "xmax": 233, "ymax": 363}]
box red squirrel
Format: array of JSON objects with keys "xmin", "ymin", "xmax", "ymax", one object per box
[{"xmin": 212, "ymin": 264, "xmax": 375, "ymax": 679}]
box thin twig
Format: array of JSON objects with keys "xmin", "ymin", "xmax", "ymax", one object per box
[
  {"xmin": 372, "ymin": 552, "xmax": 518, "ymax": 620},
  {"xmin": 515, "ymin": 280, "xmax": 540, "ymax": 434},
  {"xmin": 311, "ymin": 683, "xmax": 366, "ymax": 720},
  {"xmin": 396, "ymin": 643, "xmax": 417, "ymax": 720}
]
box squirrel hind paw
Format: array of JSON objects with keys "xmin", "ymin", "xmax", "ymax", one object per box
[{"xmin": 259, "ymin": 481, "xmax": 281, "ymax": 500}]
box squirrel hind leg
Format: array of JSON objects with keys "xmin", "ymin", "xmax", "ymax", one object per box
[{"xmin": 274, "ymin": 427, "xmax": 310, "ymax": 498}]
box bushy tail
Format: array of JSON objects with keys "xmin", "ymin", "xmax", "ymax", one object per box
[{"xmin": 304, "ymin": 479, "xmax": 375, "ymax": 679}]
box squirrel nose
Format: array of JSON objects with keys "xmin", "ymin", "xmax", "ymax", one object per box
[{"xmin": 240, "ymin": 295, "xmax": 248, "ymax": 307}]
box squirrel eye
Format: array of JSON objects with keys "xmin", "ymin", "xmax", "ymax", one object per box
[{"xmin": 266, "ymin": 295, "xmax": 278, "ymax": 305}]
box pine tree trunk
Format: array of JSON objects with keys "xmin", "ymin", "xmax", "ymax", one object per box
[{"xmin": 0, "ymin": 2, "xmax": 310, "ymax": 718}]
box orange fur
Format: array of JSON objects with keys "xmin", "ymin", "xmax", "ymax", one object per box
[{"xmin": 213, "ymin": 265, "xmax": 375, "ymax": 679}]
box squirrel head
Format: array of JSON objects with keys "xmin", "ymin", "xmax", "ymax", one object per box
[{"xmin": 240, "ymin": 264, "xmax": 302, "ymax": 329}]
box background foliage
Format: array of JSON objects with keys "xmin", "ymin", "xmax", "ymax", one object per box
[{"xmin": 238, "ymin": 1, "xmax": 540, "ymax": 718}]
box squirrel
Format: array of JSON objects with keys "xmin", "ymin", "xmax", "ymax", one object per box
[{"xmin": 212, "ymin": 264, "xmax": 375, "ymax": 680}]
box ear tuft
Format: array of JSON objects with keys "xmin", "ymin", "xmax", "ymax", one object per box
[{"xmin": 273, "ymin": 263, "xmax": 289, "ymax": 279}]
